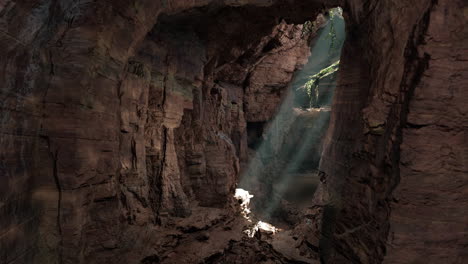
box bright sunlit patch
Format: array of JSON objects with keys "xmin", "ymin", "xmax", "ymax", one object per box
[
  {"xmin": 247, "ymin": 221, "xmax": 279, "ymax": 238},
  {"xmin": 234, "ymin": 188, "xmax": 254, "ymax": 219},
  {"xmin": 235, "ymin": 188, "xmax": 280, "ymax": 238}
]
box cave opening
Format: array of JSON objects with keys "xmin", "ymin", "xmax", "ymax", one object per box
[
  {"xmin": 238, "ymin": 7, "xmax": 345, "ymax": 229},
  {"xmin": 137, "ymin": 4, "xmax": 347, "ymax": 261},
  {"xmin": 141, "ymin": 2, "xmax": 347, "ymax": 256},
  {"xmin": 0, "ymin": 0, "xmax": 366, "ymax": 262}
]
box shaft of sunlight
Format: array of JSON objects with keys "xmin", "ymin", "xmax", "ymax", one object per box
[{"xmin": 238, "ymin": 8, "xmax": 345, "ymax": 222}]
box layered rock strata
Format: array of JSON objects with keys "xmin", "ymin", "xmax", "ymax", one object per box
[
  {"xmin": 0, "ymin": 0, "xmax": 466, "ymax": 263},
  {"xmin": 0, "ymin": 1, "xmax": 321, "ymax": 263}
]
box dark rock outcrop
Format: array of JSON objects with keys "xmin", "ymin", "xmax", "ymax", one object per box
[{"xmin": 315, "ymin": 0, "xmax": 468, "ymax": 263}]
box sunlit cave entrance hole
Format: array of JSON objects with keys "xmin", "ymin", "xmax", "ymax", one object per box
[{"xmin": 236, "ymin": 7, "xmax": 345, "ymax": 235}]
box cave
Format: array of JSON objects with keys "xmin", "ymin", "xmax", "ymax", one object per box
[{"xmin": 1, "ymin": 1, "xmax": 467, "ymax": 264}]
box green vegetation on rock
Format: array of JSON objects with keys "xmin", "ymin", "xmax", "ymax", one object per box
[{"xmin": 304, "ymin": 60, "xmax": 340, "ymax": 107}]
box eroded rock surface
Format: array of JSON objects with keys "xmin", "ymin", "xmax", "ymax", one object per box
[
  {"xmin": 0, "ymin": 0, "xmax": 466, "ymax": 263},
  {"xmin": 0, "ymin": 1, "xmax": 321, "ymax": 263},
  {"xmin": 316, "ymin": 0, "xmax": 468, "ymax": 263}
]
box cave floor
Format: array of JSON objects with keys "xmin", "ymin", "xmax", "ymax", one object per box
[{"xmin": 151, "ymin": 203, "xmax": 319, "ymax": 264}]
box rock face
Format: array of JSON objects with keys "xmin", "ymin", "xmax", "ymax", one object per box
[
  {"xmin": 316, "ymin": 0, "xmax": 468, "ymax": 263},
  {"xmin": 0, "ymin": 0, "xmax": 466, "ymax": 264},
  {"xmin": 0, "ymin": 1, "xmax": 320, "ymax": 263}
]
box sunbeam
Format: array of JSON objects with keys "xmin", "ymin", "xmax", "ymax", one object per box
[{"xmin": 238, "ymin": 7, "xmax": 345, "ymax": 225}]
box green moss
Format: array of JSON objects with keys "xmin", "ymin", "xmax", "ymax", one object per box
[
  {"xmin": 326, "ymin": 7, "xmax": 343, "ymax": 55},
  {"xmin": 301, "ymin": 20, "xmax": 317, "ymax": 38},
  {"xmin": 304, "ymin": 60, "xmax": 340, "ymax": 107}
]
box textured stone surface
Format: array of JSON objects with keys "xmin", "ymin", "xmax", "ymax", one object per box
[
  {"xmin": 316, "ymin": 0, "xmax": 468, "ymax": 263},
  {"xmin": 1, "ymin": 0, "xmax": 467, "ymax": 263},
  {"xmin": 0, "ymin": 1, "xmax": 322, "ymax": 263}
]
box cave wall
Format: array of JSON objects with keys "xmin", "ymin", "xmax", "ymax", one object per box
[
  {"xmin": 316, "ymin": 0, "xmax": 468, "ymax": 263},
  {"xmin": 0, "ymin": 0, "xmax": 466, "ymax": 263},
  {"xmin": 0, "ymin": 1, "xmax": 323, "ymax": 263}
]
